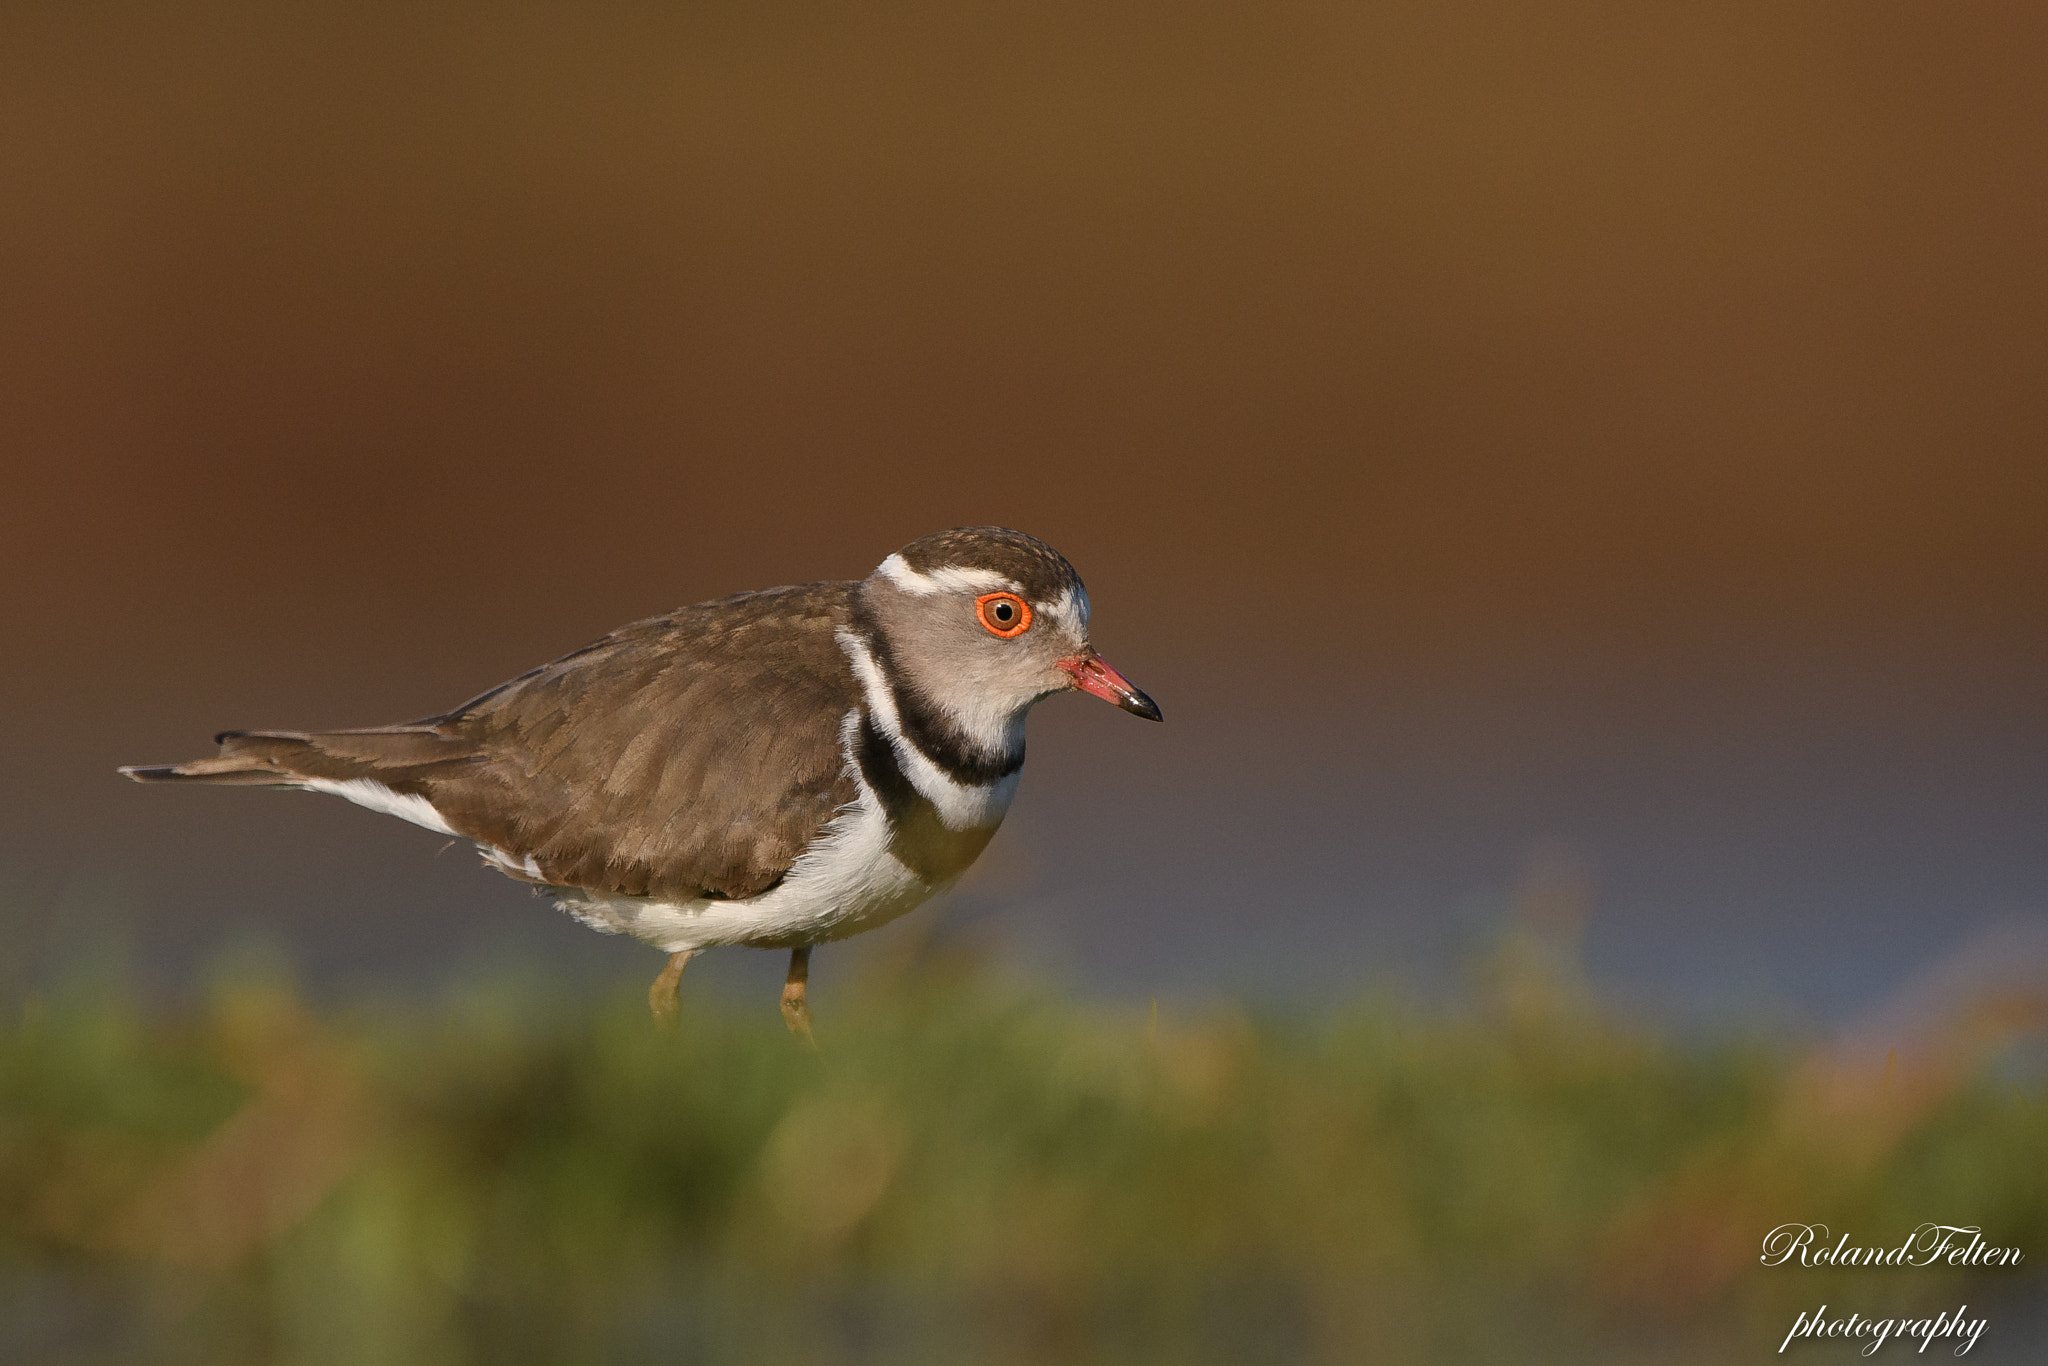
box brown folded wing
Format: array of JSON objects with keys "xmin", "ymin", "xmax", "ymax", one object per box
[{"xmin": 132, "ymin": 582, "xmax": 864, "ymax": 903}]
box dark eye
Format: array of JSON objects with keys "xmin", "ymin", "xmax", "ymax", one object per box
[{"xmin": 975, "ymin": 592, "xmax": 1032, "ymax": 638}]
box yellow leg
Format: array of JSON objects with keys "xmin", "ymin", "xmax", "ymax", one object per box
[
  {"xmin": 780, "ymin": 946, "xmax": 816, "ymax": 1046},
  {"xmin": 648, "ymin": 949, "xmax": 695, "ymax": 1028}
]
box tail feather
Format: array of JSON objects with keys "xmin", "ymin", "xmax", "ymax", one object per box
[
  {"xmin": 119, "ymin": 760, "xmax": 293, "ymax": 785},
  {"xmin": 119, "ymin": 726, "xmax": 476, "ymax": 786},
  {"xmin": 119, "ymin": 732, "xmax": 318, "ymax": 785}
]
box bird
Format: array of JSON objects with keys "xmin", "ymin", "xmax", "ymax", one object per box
[{"xmin": 120, "ymin": 527, "xmax": 1161, "ymax": 1040}]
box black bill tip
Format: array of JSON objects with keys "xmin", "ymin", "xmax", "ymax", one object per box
[{"xmin": 1120, "ymin": 687, "xmax": 1164, "ymax": 722}]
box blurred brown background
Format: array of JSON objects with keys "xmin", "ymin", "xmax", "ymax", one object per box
[{"xmin": 4, "ymin": 0, "xmax": 2045, "ymax": 1022}]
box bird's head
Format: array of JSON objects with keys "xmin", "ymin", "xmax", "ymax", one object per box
[{"xmin": 856, "ymin": 527, "xmax": 1161, "ymax": 757}]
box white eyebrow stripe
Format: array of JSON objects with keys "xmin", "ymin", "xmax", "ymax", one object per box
[
  {"xmin": 875, "ymin": 553, "xmax": 1018, "ymax": 597},
  {"xmin": 1042, "ymin": 585, "xmax": 1090, "ymax": 636}
]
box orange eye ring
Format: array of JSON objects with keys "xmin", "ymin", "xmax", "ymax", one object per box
[{"xmin": 974, "ymin": 591, "xmax": 1032, "ymax": 638}]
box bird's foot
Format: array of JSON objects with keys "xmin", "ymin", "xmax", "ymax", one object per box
[
  {"xmin": 780, "ymin": 987, "xmax": 816, "ymax": 1046},
  {"xmin": 648, "ymin": 950, "xmax": 695, "ymax": 1029},
  {"xmin": 781, "ymin": 946, "xmax": 816, "ymax": 1047}
]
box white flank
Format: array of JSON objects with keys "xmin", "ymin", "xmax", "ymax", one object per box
[
  {"xmin": 835, "ymin": 629, "xmax": 1022, "ymax": 830},
  {"xmin": 874, "ymin": 552, "xmax": 1017, "ymax": 597},
  {"xmin": 559, "ymin": 709, "xmax": 937, "ymax": 953},
  {"xmin": 303, "ymin": 777, "xmax": 459, "ymax": 837}
]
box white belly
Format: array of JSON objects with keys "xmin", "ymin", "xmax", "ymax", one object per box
[
  {"xmin": 547, "ymin": 782, "xmax": 977, "ymax": 953},
  {"xmin": 529, "ymin": 696, "xmax": 1020, "ymax": 955}
]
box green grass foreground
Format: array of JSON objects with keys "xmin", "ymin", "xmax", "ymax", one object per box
[{"xmin": 2, "ymin": 952, "xmax": 2043, "ymax": 1365}]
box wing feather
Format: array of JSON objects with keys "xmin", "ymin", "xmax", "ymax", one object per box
[
  {"xmin": 420, "ymin": 582, "xmax": 862, "ymax": 901},
  {"xmin": 125, "ymin": 582, "xmax": 865, "ymax": 903}
]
